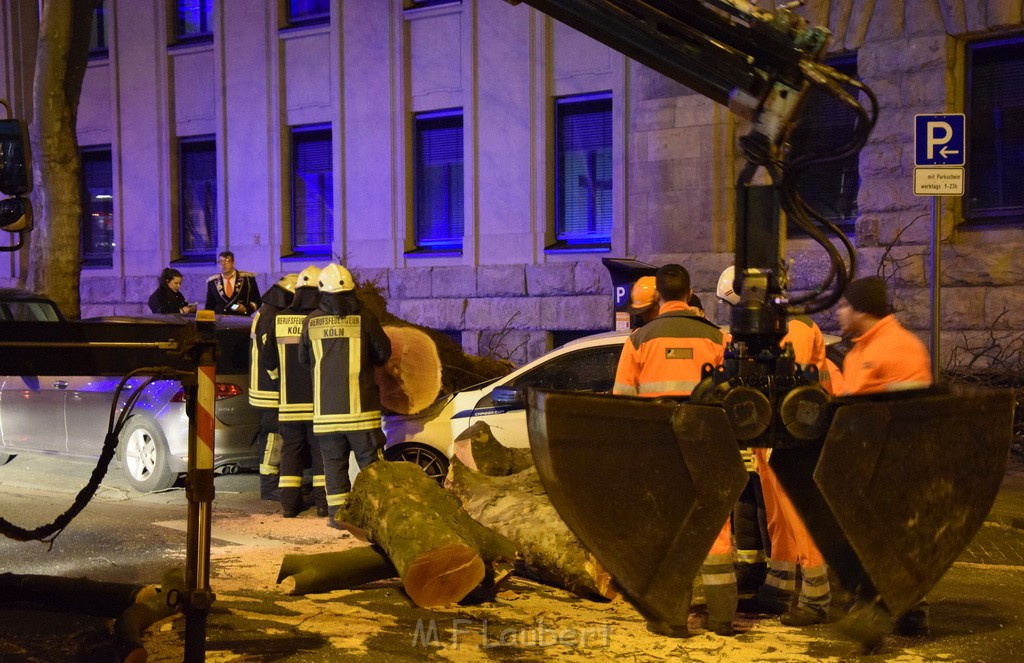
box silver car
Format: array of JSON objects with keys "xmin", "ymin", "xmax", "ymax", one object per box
[{"xmin": 0, "ymin": 290, "xmax": 260, "ymax": 492}]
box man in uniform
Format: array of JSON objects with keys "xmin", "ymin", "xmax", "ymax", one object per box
[
  {"xmin": 613, "ymin": 264, "xmax": 731, "ymax": 636},
  {"xmin": 206, "ymin": 250, "xmax": 262, "ymax": 315},
  {"xmin": 299, "ymin": 263, "xmax": 391, "ymax": 528},
  {"xmin": 249, "ymin": 273, "xmax": 298, "ymax": 500},
  {"xmin": 833, "ymin": 276, "xmax": 932, "ymax": 651},
  {"xmin": 263, "ymin": 265, "xmax": 327, "ymax": 518}
]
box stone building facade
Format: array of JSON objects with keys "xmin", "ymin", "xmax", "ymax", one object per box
[{"xmin": 1, "ymin": 0, "xmax": 1023, "ymax": 368}]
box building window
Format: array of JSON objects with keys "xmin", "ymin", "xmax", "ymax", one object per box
[
  {"xmin": 175, "ymin": 0, "xmax": 214, "ymax": 42},
  {"xmin": 413, "ymin": 109, "xmax": 464, "ymax": 252},
  {"xmin": 290, "ymin": 125, "xmax": 333, "ymax": 255},
  {"xmin": 179, "ymin": 136, "xmax": 217, "ymax": 258},
  {"xmin": 787, "ymin": 54, "xmax": 860, "ymax": 235},
  {"xmin": 88, "ymin": 1, "xmax": 109, "ymax": 58},
  {"xmin": 404, "ymin": 0, "xmax": 461, "ymax": 9},
  {"xmin": 554, "ymin": 93, "xmax": 612, "ymax": 248},
  {"xmin": 287, "ymin": 0, "xmax": 330, "ymax": 27},
  {"xmin": 80, "ymin": 146, "xmax": 114, "ymax": 268},
  {"xmin": 966, "ymin": 35, "xmax": 1024, "ymax": 224}
]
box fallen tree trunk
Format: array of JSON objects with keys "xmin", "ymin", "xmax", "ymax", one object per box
[
  {"xmin": 277, "ymin": 546, "xmax": 398, "ymax": 596},
  {"xmin": 336, "ymin": 460, "xmax": 518, "ymax": 607},
  {"xmin": 448, "ymin": 457, "xmax": 617, "ymax": 600},
  {"xmin": 450, "ymin": 420, "xmax": 534, "ymax": 476}
]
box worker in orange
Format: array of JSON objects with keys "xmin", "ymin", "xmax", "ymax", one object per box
[
  {"xmin": 716, "ymin": 266, "xmax": 835, "ymax": 627},
  {"xmin": 614, "ymin": 264, "xmax": 733, "ymax": 636},
  {"xmin": 629, "ymin": 275, "xmax": 705, "ymax": 328},
  {"xmin": 833, "ymin": 276, "xmax": 932, "ymax": 651}
]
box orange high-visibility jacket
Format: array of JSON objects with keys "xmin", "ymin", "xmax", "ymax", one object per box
[
  {"xmin": 613, "ymin": 301, "xmax": 725, "ymax": 398},
  {"xmin": 843, "ymin": 314, "xmax": 932, "ymax": 395}
]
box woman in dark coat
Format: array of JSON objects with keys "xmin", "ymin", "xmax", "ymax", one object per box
[{"xmin": 148, "ymin": 268, "xmax": 192, "ymax": 314}]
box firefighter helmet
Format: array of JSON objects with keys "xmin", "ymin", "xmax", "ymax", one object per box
[
  {"xmin": 276, "ymin": 273, "xmax": 299, "ymax": 294},
  {"xmin": 629, "ymin": 276, "xmax": 658, "ymax": 313},
  {"xmin": 296, "ymin": 265, "xmax": 321, "ymax": 289},
  {"xmin": 319, "ymin": 263, "xmax": 355, "ymax": 293},
  {"xmin": 716, "ymin": 266, "xmax": 740, "ymax": 305}
]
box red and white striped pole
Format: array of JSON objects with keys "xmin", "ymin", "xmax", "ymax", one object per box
[{"xmin": 184, "ymin": 310, "xmax": 217, "ymax": 663}]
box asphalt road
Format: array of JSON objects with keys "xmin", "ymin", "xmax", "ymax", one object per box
[{"xmin": 2, "ymin": 453, "xmax": 1023, "ymax": 662}]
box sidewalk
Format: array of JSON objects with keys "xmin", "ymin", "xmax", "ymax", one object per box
[{"xmin": 986, "ymin": 452, "xmax": 1024, "ymax": 530}]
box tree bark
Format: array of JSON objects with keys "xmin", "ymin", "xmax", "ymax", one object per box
[
  {"xmin": 450, "ymin": 420, "xmax": 534, "ymax": 476},
  {"xmin": 448, "ymin": 457, "xmax": 617, "ymax": 600},
  {"xmin": 276, "ymin": 546, "xmax": 398, "ymax": 596},
  {"xmin": 335, "ymin": 460, "xmax": 518, "ymax": 607},
  {"xmin": 27, "ymin": 0, "xmax": 100, "ymax": 317}
]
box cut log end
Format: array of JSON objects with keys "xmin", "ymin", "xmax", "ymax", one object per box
[
  {"xmin": 279, "ymin": 576, "xmax": 298, "ymax": 595},
  {"xmin": 403, "ymin": 542, "xmax": 486, "ymax": 607}
]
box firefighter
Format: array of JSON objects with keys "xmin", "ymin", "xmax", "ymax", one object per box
[
  {"xmin": 249, "ymin": 273, "xmax": 298, "ymax": 500},
  {"xmin": 298, "ymin": 263, "xmax": 391, "ymax": 528},
  {"xmin": 613, "ymin": 264, "xmax": 732, "ymax": 636},
  {"xmin": 263, "ymin": 265, "xmax": 327, "ymax": 518},
  {"xmin": 833, "ymin": 276, "xmax": 932, "ymax": 651}
]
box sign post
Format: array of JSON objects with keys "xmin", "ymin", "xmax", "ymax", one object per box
[{"xmin": 914, "ymin": 113, "xmax": 966, "ymax": 379}]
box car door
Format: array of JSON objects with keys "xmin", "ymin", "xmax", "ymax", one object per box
[
  {"xmin": 63, "ymin": 375, "xmax": 131, "ymax": 456},
  {"xmin": 0, "ymin": 374, "xmax": 69, "ymax": 452},
  {"xmin": 465, "ymin": 344, "xmax": 623, "ymax": 448}
]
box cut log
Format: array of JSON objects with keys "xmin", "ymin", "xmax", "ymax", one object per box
[
  {"xmin": 447, "ymin": 457, "xmax": 617, "ymax": 600},
  {"xmin": 451, "ymin": 421, "xmax": 534, "ymax": 476},
  {"xmin": 114, "ymin": 567, "xmax": 185, "ymax": 663},
  {"xmin": 336, "ymin": 459, "xmax": 518, "ymax": 607},
  {"xmin": 375, "ymin": 326, "xmax": 442, "ymax": 415},
  {"xmin": 277, "ymin": 546, "xmax": 398, "ymax": 596}
]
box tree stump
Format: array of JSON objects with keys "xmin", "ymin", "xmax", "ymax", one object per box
[
  {"xmin": 450, "ymin": 420, "xmax": 534, "ymax": 476},
  {"xmin": 447, "ymin": 457, "xmax": 617, "ymax": 600},
  {"xmin": 277, "ymin": 546, "xmax": 398, "ymax": 596},
  {"xmin": 335, "ymin": 460, "xmax": 518, "ymax": 607}
]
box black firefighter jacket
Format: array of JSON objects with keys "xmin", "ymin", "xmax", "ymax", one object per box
[
  {"xmin": 298, "ymin": 291, "xmax": 391, "ymax": 435},
  {"xmin": 248, "ymin": 283, "xmax": 294, "ymax": 409},
  {"xmin": 263, "ymin": 287, "xmax": 320, "ymax": 422}
]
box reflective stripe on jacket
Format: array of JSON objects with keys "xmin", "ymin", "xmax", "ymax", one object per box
[
  {"xmin": 612, "ymin": 301, "xmax": 724, "ymax": 398},
  {"xmin": 843, "ymin": 314, "xmax": 932, "ymax": 395}
]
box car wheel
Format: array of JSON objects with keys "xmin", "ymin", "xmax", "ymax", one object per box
[
  {"xmin": 383, "ymin": 442, "xmax": 450, "ymax": 485},
  {"xmin": 0, "ymin": 452, "xmax": 16, "ymax": 466},
  {"xmin": 119, "ymin": 418, "xmax": 177, "ymax": 492}
]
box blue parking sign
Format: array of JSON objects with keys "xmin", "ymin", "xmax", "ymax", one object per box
[{"xmin": 915, "ymin": 114, "xmax": 965, "ymax": 166}]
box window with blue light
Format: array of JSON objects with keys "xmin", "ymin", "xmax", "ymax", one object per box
[
  {"xmin": 555, "ymin": 93, "xmax": 612, "ymax": 248},
  {"xmin": 787, "ymin": 54, "xmax": 860, "ymax": 235},
  {"xmin": 89, "ymin": 2, "xmax": 109, "ymax": 58},
  {"xmin": 175, "ymin": 0, "xmax": 214, "ymax": 42},
  {"xmin": 287, "ymin": 0, "xmax": 330, "ymax": 27},
  {"xmin": 414, "ymin": 110, "xmax": 464, "ymax": 252},
  {"xmin": 966, "ymin": 35, "xmax": 1024, "ymax": 224},
  {"xmin": 291, "ymin": 126, "xmax": 334, "ymax": 255},
  {"xmin": 80, "ymin": 146, "xmax": 114, "ymax": 268},
  {"xmin": 179, "ymin": 137, "xmax": 217, "ymax": 258}
]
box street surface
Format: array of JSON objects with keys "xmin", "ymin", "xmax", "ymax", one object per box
[{"xmin": 1, "ymin": 452, "xmax": 1023, "ymax": 662}]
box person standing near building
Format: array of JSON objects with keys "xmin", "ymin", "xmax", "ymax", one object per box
[
  {"xmin": 148, "ymin": 267, "xmax": 194, "ymax": 314},
  {"xmin": 263, "ymin": 265, "xmax": 327, "ymax": 518},
  {"xmin": 833, "ymin": 275, "xmax": 932, "ymax": 651},
  {"xmin": 613, "ymin": 264, "xmax": 732, "ymax": 636},
  {"xmin": 206, "ymin": 250, "xmax": 262, "ymax": 316},
  {"xmin": 299, "ymin": 263, "xmax": 391, "ymax": 528},
  {"xmin": 249, "ymin": 273, "xmax": 298, "ymax": 501},
  {"xmin": 716, "ymin": 265, "xmax": 834, "ymax": 626}
]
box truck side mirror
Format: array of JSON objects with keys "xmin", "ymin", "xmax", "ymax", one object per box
[
  {"xmin": 0, "ymin": 118, "xmax": 32, "ymax": 197},
  {"xmin": 0, "ymin": 197, "xmax": 32, "ymax": 232}
]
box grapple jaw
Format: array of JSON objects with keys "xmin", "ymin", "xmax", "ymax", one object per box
[
  {"xmin": 527, "ymin": 390, "xmax": 747, "ymax": 626},
  {"xmin": 527, "ymin": 383, "xmax": 1014, "ymax": 625}
]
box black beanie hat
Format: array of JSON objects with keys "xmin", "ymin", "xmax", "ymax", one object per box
[{"xmin": 843, "ymin": 276, "xmax": 890, "ymax": 318}]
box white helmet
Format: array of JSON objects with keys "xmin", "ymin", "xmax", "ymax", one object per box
[
  {"xmin": 716, "ymin": 266, "xmax": 740, "ymax": 305},
  {"xmin": 296, "ymin": 265, "xmax": 321, "ymax": 289},
  {"xmin": 276, "ymin": 273, "xmax": 299, "ymax": 294},
  {"xmin": 319, "ymin": 263, "xmax": 355, "ymax": 293}
]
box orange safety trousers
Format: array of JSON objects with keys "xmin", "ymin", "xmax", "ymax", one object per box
[{"xmin": 754, "ymin": 448, "xmax": 824, "ymax": 568}]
